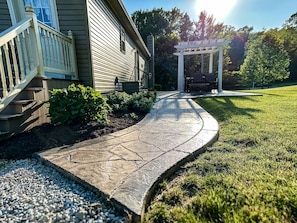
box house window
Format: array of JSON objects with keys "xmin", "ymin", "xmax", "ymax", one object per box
[
  {"xmin": 23, "ymin": 0, "xmax": 59, "ymax": 29},
  {"xmin": 120, "ymin": 27, "xmax": 126, "ymax": 53}
]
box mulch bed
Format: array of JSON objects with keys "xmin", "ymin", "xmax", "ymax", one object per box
[{"xmin": 0, "ymin": 113, "xmax": 145, "ymax": 160}]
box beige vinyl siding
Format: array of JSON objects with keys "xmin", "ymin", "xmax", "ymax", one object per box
[
  {"xmin": 0, "ymin": 0, "xmax": 12, "ymax": 32},
  {"xmin": 56, "ymin": 0, "xmax": 93, "ymax": 87},
  {"xmin": 87, "ymin": 0, "xmax": 147, "ymax": 93}
]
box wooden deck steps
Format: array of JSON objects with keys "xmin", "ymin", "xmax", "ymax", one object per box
[
  {"xmin": 0, "ymin": 77, "xmax": 49, "ymax": 141},
  {"xmin": 0, "ymin": 113, "xmax": 24, "ymax": 120}
]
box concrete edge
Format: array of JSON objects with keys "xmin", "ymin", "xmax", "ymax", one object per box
[
  {"xmin": 33, "ymin": 153, "xmax": 136, "ymax": 221},
  {"xmin": 139, "ymin": 132, "xmax": 219, "ymax": 222},
  {"xmin": 139, "ymin": 99, "xmax": 219, "ymax": 222}
]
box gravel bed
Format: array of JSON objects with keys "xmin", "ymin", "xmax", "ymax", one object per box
[{"xmin": 0, "ymin": 159, "xmax": 126, "ymax": 223}]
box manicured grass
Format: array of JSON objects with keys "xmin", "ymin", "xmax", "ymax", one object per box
[{"xmin": 145, "ymin": 85, "xmax": 297, "ymax": 223}]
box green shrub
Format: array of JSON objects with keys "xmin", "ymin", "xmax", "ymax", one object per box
[
  {"xmin": 106, "ymin": 91, "xmax": 131, "ymax": 113},
  {"xmin": 49, "ymin": 84, "xmax": 110, "ymax": 125},
  {"xmin": 106, "ymin": 90, "xmax": 156, "ymax": 114},
  {"xmin": 154, "ymin": 84, "xmax": 162, "ymax": 91},
  {"xmin": 130, "ymin": 90, "xmax": 156, "ymax": 113},
  {"xmin": 129, "ymin": 112, "xmax": 139, "ymax": 120}
]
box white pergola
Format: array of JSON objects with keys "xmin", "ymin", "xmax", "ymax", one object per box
[{"xmin": 174, "ymin": 38, "xmax": 230, "ymax": 93}]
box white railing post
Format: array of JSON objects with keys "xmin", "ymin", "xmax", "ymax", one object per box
[
  {"xmin": 3, "ymin": 43, "xmax": 14, "ymax": 90},
  {"xmin": 68, "ymin": 30, "xmax": 78, "ymax": 79},
  {"xmin": 0, "ymin": 49, "xmax": 8, "ymax": 97},
  {"xmin": 10, "ymin": 40, "xmax": 20, "ymax": 84},
  {"xmin": 25, "ymin": 5, "xmax": 44, "ymax": 77}
]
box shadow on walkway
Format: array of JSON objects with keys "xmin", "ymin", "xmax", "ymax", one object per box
[{"xmin": 35, "ymin": 91, "xmax": 219, "ymax": 221}]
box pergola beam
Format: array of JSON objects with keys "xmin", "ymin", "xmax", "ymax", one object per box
[
  {"xmin": 175, "ymin": 39, "xmax": 227, "ymax": 50},
  {"xmin": 174, "ymin": 50, "xmax": 218, "ymax": 56}
]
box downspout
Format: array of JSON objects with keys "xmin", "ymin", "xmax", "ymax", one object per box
[{"xmin": 147, "ymin": 35, "xmax": 154, "ymax": 90}]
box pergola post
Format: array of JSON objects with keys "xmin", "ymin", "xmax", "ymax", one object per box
[
  {"xmin": 178, "ymin": 50, "xmax": 184, "ymax": 92},
  {"xmin": 218, "ymin": 47, "xmax": 223, "ymax": 92},
  {"xmin": 209, "ymin": 53, "xmax": 214, "ymax": 73}
]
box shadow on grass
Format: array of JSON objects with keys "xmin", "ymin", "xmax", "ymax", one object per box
[{"xmin": 194, "ymin": 97, "xmax": 263, "ymax": 122}]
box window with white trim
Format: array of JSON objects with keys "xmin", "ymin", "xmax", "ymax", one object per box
[{"xmin": 23, "ymin": 0, "xmax": 59, "ymax": 29}]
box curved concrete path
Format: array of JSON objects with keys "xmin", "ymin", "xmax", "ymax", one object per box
[{"xmin": 36, "ymin": 91, "xmax": 219, "ymax": 221}]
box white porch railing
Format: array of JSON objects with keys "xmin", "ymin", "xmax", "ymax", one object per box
[
  {"xmin": 38, "ymin": 22, "xmax": 77, "ymax": 77},
  {"xmin": 0, "ymin": 6, "xmax": 78, "ymax": 111}
]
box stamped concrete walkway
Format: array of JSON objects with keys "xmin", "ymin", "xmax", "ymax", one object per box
[{"xmin": 35, "ymin": 91, "xmax": 219, "ymax": 221}]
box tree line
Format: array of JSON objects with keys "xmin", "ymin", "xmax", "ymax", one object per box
[{"xmin": 131, "ymin": 9, "xmax": 297, "ymax": 90}]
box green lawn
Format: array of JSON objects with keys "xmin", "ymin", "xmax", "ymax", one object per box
[{"xmin": 145, "ymin": 85, "xmax": 297, "ymax": 223}]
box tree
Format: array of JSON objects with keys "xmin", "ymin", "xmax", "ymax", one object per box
[
  {"xmin": 193, "ymin": 11, "xmax": 224, "ymax": 72},
  {"xmin": 228, "ymin": 26, "xmax": 253, "ymax": 71},
  {"xmin": 132, "ymin": 8, "xmax": 226, "ymax": 90},
  {"xmin": 240, "ymin": 31, "xmax": 290, "ymax": 87},
  {"xmin": 132, "ymin": 8, "xmax": 185, "ymax": 90},
  {"xmin": 279, "ymin": 13, "xmax": 297, "ymax": 80},
  {"xmin": 278, "ymin": 28, "xmax": 297, "ymax": 80},
  {"xmin": 282, "ymin": 12, "xmax": 297, "ymax": 29},
  {"xmin": 164, "ymin": 7, "xmax": 184, "ymax": 35},
  {"xmin": 179, "ymin": 13, "xmax": 193, "ymax": 41},
  {"xmin": 131, "ymin": 8, "xmax": 169, "ymax": 40},
  {"xmin": 194, "ymin": 11, "xmax": 224, "ymax": 40},
  {"xmin": 155, "ymin": 33, "xmax": 180, "ymax": 90}
]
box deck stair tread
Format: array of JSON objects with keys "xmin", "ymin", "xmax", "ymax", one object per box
[
  {"xmin": 11, "ymin": 99, "xmax": 35, "ymax": 105},
  {"xmin": 26, "ymin": 87, "xmax": 44, "ymax": 91},
  {"xmin": 0, "ymin": 113, "xmax": 23, "ymax": 120}
]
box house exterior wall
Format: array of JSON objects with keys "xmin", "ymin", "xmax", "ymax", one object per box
[
  {"xmin": 1, "ymin": 0, "xmax": 150, "ymax": 93},
  {"xmin": 0, "ymin": 0, "xmax": 12, "ymax": 32},
  {"xmin": 55, "ymin": 0, "xmax": 93, "ymax": 87},
  {"xmin": 87, "ymin": 0, "xmax": 149, "ymax": 93}
]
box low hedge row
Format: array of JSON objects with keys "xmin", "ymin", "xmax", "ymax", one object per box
[{"xmin": 48, "ymin": 84, "xmax": 156, "ymax": 125}]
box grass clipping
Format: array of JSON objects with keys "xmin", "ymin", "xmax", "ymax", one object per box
[{"xmin": 145, "ymin": 85, "xmax": 297, "ymax": 223}]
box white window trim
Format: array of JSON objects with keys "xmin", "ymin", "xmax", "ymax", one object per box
[
  {"xmin": 7, "ymin": 0, "xmax": 22, "ymax": 25},
  {"xmin": 47, "ymin": 0, "xmax": 59, "ymax": 30},
  {"xmin": 6, "ymin": 0, "xmax": 59, "ymax": 30}
]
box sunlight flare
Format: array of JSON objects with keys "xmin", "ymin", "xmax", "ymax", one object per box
[{"xmin": 195, "ymin": 0, "xmax": 237, "ymax": 22}]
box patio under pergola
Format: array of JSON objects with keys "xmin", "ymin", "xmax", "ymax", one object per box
[{"xmin": 174, "ymin": 38, "xmax": 230, "ymax": 93}]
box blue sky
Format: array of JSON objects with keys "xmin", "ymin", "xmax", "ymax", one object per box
[{"xmin": 122, "ymin": 0, "xmax": 297, "ymax": 31}]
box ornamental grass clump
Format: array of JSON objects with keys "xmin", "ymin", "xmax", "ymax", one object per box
[{"xmin": 49, "ymin": 84, "xmax": 110, "ymax": 125}]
